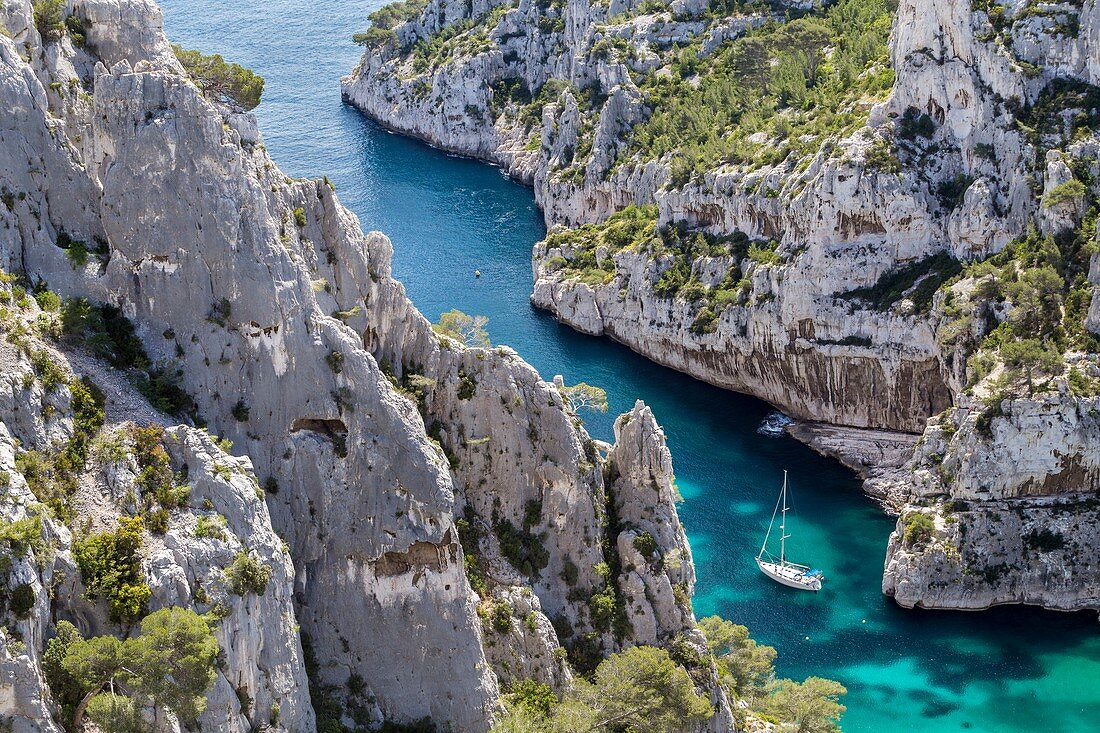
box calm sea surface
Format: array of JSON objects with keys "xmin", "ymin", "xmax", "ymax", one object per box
[{"xmin": 158, "ymin": 2, "xmax": 1100, "ymax": 729}]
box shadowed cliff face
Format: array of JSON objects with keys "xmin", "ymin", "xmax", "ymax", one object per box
[
  {"xmin": 345, "ymin": 0, "xmax": 1100, "ymax": 614},
  {"xmin": 0, "ymin": 0, "xmax": 734, "ymax": 728}
]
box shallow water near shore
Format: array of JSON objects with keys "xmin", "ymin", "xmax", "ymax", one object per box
[{"xmin": 158, "ymin": 1, "xmax": 1100, "ymax": 730}]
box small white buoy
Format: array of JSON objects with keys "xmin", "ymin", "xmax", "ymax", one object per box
[
  {"xmin": 862, "ymin": 619, "xmax": 867, "ymax": 624},
  {"xmin": 474, "ymin": 269, "xmax": 481, "ymax": 278},
  {"xmin": 804, "ymin": 636, "xmax": 810, "ymax": 641}
]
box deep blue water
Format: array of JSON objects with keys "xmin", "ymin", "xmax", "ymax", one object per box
[{"xmin": 158, "ymin": 2, "xmax": 1100, "ymax": 730}]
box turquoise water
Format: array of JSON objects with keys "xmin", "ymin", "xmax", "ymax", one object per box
[{"xmin": 158, "ymin": 2, "xmax": 1100, "ymax": 730}]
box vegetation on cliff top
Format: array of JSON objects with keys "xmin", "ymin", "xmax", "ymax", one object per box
[
  {"xmin": 365, "ymin": 0, "xmax": 896, "ymax": 185},
  {"xmin": 354, "ymin": 0, "xmax": 427, "ymax": 48},
  {"xmin": 173, "ymin": 45, "xmax": 264, "ymax": 111},
  {"xmin": 940, "ymin": 214, "xmax": 1100, "ymax": 399},
  {"xmin": 627, "ymin": 0, "xmax": 897, "ymax": 182},
  {"xmin": 542, "ymin": 205, "xmax": 779, "ymax": 325}
]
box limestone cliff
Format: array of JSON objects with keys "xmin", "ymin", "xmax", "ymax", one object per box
[
  {"xmin": 0, "ymin": 299, "xmax": 313, "ymax": 732},
  {"xmin": 0, "ymin": 0, "xmax": 733, "ymax": 729},
  {"xmin": 342, "ymin": 0, "xmax": 959, "ymax": 432},
  {"xmin": 883, "ymin": 390, "xmax": 1100, "ymax": 611},
  {"xmin": 346, "ymin": 0, "xmax": 1100, "ymax": 614}
]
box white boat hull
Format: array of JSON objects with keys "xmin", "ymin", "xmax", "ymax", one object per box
[{"xmin": 756, "ymin": 558, "xmax": 823, "ymax": 592}]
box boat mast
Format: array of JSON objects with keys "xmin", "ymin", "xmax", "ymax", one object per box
[
  {"xmin": 780, "ymin": 470, "xmax": 789, "ymax": 565},
  {"xmin": 758, "ymin": 473, "xmax": 783, "ymax": 561}
]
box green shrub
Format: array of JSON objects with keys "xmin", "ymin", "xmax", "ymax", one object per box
[
  {"xmin": 522, "ymin": 500, "xmax": 542, "ymax": 529},
  {"xmin": 0, "ymin": 516, "xmax": 44, "ymax": 558},
  {"xmin": 34, "ymin": 289, "xmax": 61, "ymax": 313},
  {"xmin": 325, "ymin": 351, "xmax": 344, "ymax": 374},
  {"xmin": 231, "ymin": 400, "xmax": 250, "ymax": 421},
  {"xmin": 457, "ymin": 369, "xmax": 477, "ymax": 400},
  {"xmin": 14, "ymin": 376, "xmax": 103, "ymax": 519},
  {"xmin": 902, "ymin": 511, "xmax": 935, "ymax": 547},
  {"xmin": 225, "ymin": 551, "xmax": 271, "ymax": 596},
  {"xmin": 73, "ymin": 517, "xmax": 151, "ymax": 625},
  {"xmin": 588, "ymin": 587, "xmax": 619, "ymax": 633},
  {"xmin": 839, "ymin": 252, "xmax": 961, "ymax": 312},
  {"xmin": 33, "ymin": 0, "xmax": 65, "ymax": 40},
  {"xmin": 897, "ymin": 107, "xmax": 935, "ymax": 140},
  {"xmin": 64, "ymin": 13, "xmax": 85, "ymax": 46},
  {"xmin": 1024, "ymin": 528, "xmax": 1065, "ymax": 552},
  {"xmin": 504, "ymin": 679, "xmax": 558, "ymax": 718},
  {"xmin": 937, "ymin": 175, "xmax": 975, "ymax": 211},
  {"xmin": 632, "ymin": 531, "xmax": 659, "ymax": 561},
  {"xmin": 494, "ymin": 517, "xmax": 549, "ymax": 578},
  {"xmin": 1043, "ymin": 179, "xmax": 1086, "ymax": 207},
  {"xmin": 173, "ymin": 45, "xmax": 264, "ymax": 111},
  {"xmin": 864, "ymin": 137, "xmax": 900, "ymax": 172},
  {"xmin": 9, "ymin": 582, "xmax": 35, "ymax": 617},
  {"xmin": 61, "ymin": 299, "xmax": 150, "ymax": 370},
  {"xmin": 493, "ymin": 646, "xmax": 712, "ymax": 731},
  {"xmin": 560, "ymin": 558, "xmax": 579, "ymax": 586},
  {"xmin": 353, "ymin": 27, "xmax": 397, "ymax": 49},
  {"xmin": 433, "ymin": 310, "xmax": 490, "ymax": 347},
  {"xmin": 146, "ymin": 508, "xmax": 170, "ymax": 535},
  {"xmin": 43, "ymin": 620, "xmax": 84, "ymax": 723},
  {"xmin": 208, "ymin": 298, "xmax": 232, "ymax": 327},
  {"xmin": 137, "ymin": 367, "xmax": 197, "ymax": 420},
  {"xmin": 30, "ymin": 349, "xmax": 67, "ymax": 391},
  {"xmin": 747, "ymin": 240, "xmax": 781, "ymax": 266},
  {"xmin": 490, "ymin": 601, "xmax": 514, "ymax": 633},
  {"xmin": 363, "ymin": 0, "xmax": 427, "ymax": 31},
  {"xmin": 195, "ymin": 515, "xmax": 226, "ymax": 540}
]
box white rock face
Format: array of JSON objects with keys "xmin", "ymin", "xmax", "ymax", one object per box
[
  {"xmin": 0, "ymin": 0, "xmax": 727, "ymax": 727},
  {"xmin": 0, "ymin": 315, "xmax": 313, "ymax": 731},
  {"xmin": 883, "ymin": 391, "xmax": 1100, "ymax": 610},
  {"xmin": 0, "ymin": 0, "xmax": 499, "ymax": 720},
  {"xmin": 479, "ymin": 585, "xmax": 572, "ymax": 691},
  {"xmin": 608, "ymin": 402, "xmax": 696, "ymax": 644},
  {"xmin": 0, "ymin": 419, "xmax": 66, "ymax": 733},
  {"xmin": 153, "ymin": 427, "xmax": 315, "ymax": 733}
]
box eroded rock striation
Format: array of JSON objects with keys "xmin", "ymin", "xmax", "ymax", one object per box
[
  {"xmin": 347, "ymin": 0, "xmax": 1100, "ymax": 613},
  {"xmin": 0, "ymin": 0, "xmax": 736, "ymax": 729}
]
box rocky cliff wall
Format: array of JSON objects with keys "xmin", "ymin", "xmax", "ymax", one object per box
[
  {"xmin": 0, "ymin": 0, "xmax": 733, "ymax": 728},
  {"xmin": 0, "ymin": 299, "xmax": 314, "ymax": 732},
  {"xmin": 883, "ymin": 389, "xmax": 1100, "ymax": 611}
]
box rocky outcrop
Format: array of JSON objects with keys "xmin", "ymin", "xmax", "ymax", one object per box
[
  {"xmin": 787, "ymin": 422, "xmax": 918, "ymax": 509},
  {"xmin": 607, "ymin": 401, "xmax": 696, "ymax": 645},
  {"xmin": 883, "ymin": 390, "xmax": 1100, "ymax": 610},
  {"xmin": 608, "ymin": 402, "xmax": 738, "ymax": 733},
  {"xmin": 0, "ymin": 0, "xmax": 731, "ymax": 728}
]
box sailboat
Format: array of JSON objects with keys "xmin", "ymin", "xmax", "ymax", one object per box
[{"xmin": 756, "ymin": 470, "xmax": 825, "ymax": 592}]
